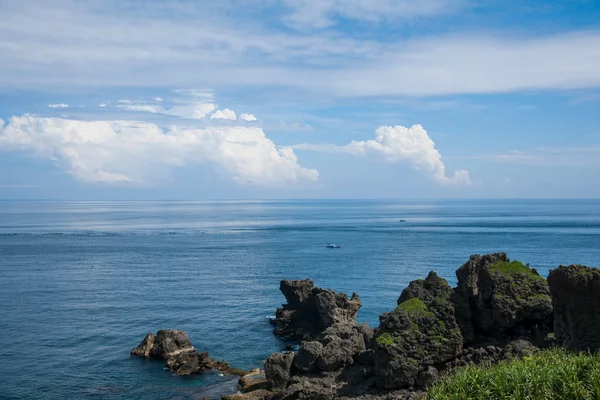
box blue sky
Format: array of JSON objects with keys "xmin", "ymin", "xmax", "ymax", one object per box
[{"xmin": 0, "ymin": 0, "xmax": 599, "ymax": 199}]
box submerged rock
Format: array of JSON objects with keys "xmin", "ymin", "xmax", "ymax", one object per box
[
  {"xmin": 456, "ymin": 253, "xmax": 552, "ymax": 342},
  {"xmin": 270, "ymin": 279, "xmax": 361, "ymax": 340},
  {"xmin": 374, "ymin": 272, "xmax": 463, "ymax": 389},
  {"xmin": 548, "ymin": 265, "xmax": 600, "ymax": 351}
]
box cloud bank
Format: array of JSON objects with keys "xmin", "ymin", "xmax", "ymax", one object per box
[
  {"xmin": 296, "ymin": 124, "xmax": 470, "ymax": 185},
  {"xmin": 0, "ymin": 116, "xmax": 318, "ymax": 186},
  {"xmin": 1, "ymin": 1, "xmax": 599, "ymax": 96}
]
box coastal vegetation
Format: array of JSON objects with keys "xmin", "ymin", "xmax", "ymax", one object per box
[{"xmin": 427, "ymin": 348, "xmax": 600, "ymax": 400}]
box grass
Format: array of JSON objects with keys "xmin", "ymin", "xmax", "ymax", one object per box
[
  {"xmin": 397, "ymin": 298, "xmax": 434, "ymax": 317},
  {"xmin": 489, "ymin": 260, "xmax": 543, "ymax": 279},
  {"xmin": 426, "ymin": 348, "xmax": 600, "ymax": 400}
]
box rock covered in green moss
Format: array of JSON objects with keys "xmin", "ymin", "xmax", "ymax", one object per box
[
  {"xmin": 548, "ymin": 264, "xmax": 600, "ymax": 351},
  {"xmin": 456, "ymin": 253, "xmax": 552, "ymax": 342},
  {"xmin": 374, "ymin": 272, "xmax": 463, "ymax": 389}
]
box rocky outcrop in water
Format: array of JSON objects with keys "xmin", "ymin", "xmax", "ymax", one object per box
[
  {"xmin": 456, "ymin": 252, "xmax": 553, "ymax": 344},
  {"xmin": 129, "ymin": 254, "xmax": 600, "ymax": 400},
  {"xmin": 548, "ymin": 265, "xmax": 600, "ymax": 351},
  {"xmin": 374, "ymin": 271, "xmax": 463, "ymax": 389},
  {"xmin": 130, "ymin": 329, "xmax": 246, "ymax": 376},
  {"xmin": 270, "ymin": 279, "xmax": 362, "ymax": 340}
]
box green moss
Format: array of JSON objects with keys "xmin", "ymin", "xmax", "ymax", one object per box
[
  {"xmin": 489, "ymin": 260, "xmax": 543, "ymax": 280},
  {"xmin": 376, "ymin": 332, "xmax": 394, "ymax": 346},
  {"xmin": 397, "ymin": 298, "xmax": 435, "ymax": 318}
]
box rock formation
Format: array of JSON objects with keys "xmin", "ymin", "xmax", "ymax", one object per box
[
  {"xmin": 548, "ymin": 264, "xmax": 600, "ymax": 351},
  {"xmin": 130, "ymin": 255, "xmax": 600, "ymax": 400},
  {"xmin": 130, "ymin": 329, "xmax": 245, "ymax": 376},
  {"xmin": 270, "ymin": 279, "xmax": 362, "ymax": 340},
  {"xmin": 374, "ymin": 271, "xmax": 463, "ymax": 389},
  {"xmin": 456, "ymin": 252, "xmax": 553, "ymax": 344}
]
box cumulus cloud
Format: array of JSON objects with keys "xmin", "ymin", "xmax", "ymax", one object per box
[
  {"xmin": 240, "ymin": 113, "xmax": 258, "ymax": 122},
  {"xmin": 48, "ymin": 103, "xmax": 69, "ymax": 108},
  {"xmin": 0, "ymin": 116, "xmax": 318, "ymax": 186},
  {"xmin": 211, "ymin": 109, "xmax": 237, "ymax": 120},
  {"xmin": 296, "ymin": 124, "xmax": 471, "ymax": 185}
]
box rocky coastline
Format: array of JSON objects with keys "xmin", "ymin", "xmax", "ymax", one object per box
[{"xmin": 130, "ymin": 253, "xmax": 600, "ymax": 399}]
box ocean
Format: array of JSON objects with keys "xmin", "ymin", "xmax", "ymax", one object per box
[{"xmin": 1, "ymin": 199, "xmax": 599, "ymax": 399}]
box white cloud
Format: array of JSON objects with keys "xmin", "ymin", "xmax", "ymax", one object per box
[
  {"xmin": 211, "ymin": 109, "xmax": 237, "ymax": 120},
  {"xmin": 98, "ymin": 103, "xmax": 108, "ymax": 108},
  {"xmin": 240, "ymin": 113, "xmax": 257, "ymax": 122},
  {"xmin": 0, "ymin": 115, "xmax": 318, "ymax": 186},
  {"xmin": 295, "ymin": 124, "xmax": 471, "ymax": 185},
  {"xmin": 48, "ymin": 103, "xmax": 69, "ymax": 108},
  {"xmin": 119, "ymin": 104, "xmax": 161, "ymax": 113},
  {"xmin": 1, "ymin": 2, "xmax": 599, "ymax": 96}
]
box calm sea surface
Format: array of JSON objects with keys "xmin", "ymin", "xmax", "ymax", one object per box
[{"xmin": 1, "ymin": 199, "xmax": 599, "ymax": 399}]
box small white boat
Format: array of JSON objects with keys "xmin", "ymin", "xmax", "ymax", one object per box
[{"xmin": 326, "ymin": 244, "xmax": 340, "ymax": 248}]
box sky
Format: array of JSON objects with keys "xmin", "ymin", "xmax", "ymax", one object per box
[{"xmin": 0, "ymin": 0, "xmax": 599, "ymax": 199}]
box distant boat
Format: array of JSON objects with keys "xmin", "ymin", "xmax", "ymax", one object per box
[
  {"xmin": 399, "ymin": 219, "xmax": 407, "ymax": 223},
  {"xmin": 326, "ymin": 244, "xmax": 340, "ymax": 249}
]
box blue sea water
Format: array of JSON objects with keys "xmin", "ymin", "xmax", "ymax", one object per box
[{"xmin": 1, "ymin": 199, "xmax": 599, "ymax": 399}]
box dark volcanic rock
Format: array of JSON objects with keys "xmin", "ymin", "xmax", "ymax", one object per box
[
  {"xmin": 294, "ymin": 341, "xmax": 323, "ymax": 372},
  {"xmin": 548, "ymin": 265, "xmax": 600, "ymax": 351},
  {"xmin": 131, "ymin": 329, "xmax": 242, "ymax": 376},
  {"xmin": 281, "ymin": 279, "xmax": 315, "ymax": 308},
  {"xmin": 456, "ymin": 253, "xmax": 553, "ymax": 342},
  {"xmin": 130, "ymin": 332, "xmax": 155, "ymax": 357},
  {"xmin": 149, "ymin": 329, "xmax": 195, "ymax": 360},
  {"xmin": 317, "ymin": 324, "xmax": 367, "ymax": 372},
  {"xmin": 416, "ymin": 366, "xmax": 439, "ymax": 390},
  {"xmin": 500, "ymin": 339, "xmax": 537, "ymax": 360},
  {"xmin": 265, "ymin": 352, "xmax": 295, "ymax": 389},
  {"xmin": 374, "ymin": 272, "xmax": 463, "ymax": 389},
  {"xmin": 271, "ymin": 279, "xmax": 362, "ymax": 340},
  {"xmin": 166, "ymin": 350, "xmax": 212, "ymax": 376}
]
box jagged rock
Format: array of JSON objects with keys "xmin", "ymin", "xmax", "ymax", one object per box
[
  {"xmin": 416, "ymin": 366, "xmax": 439, "ymax": 390},
  {"xmin": 131, "ymin": 329, "xmax": 243, "ymax": 376},
  {"xmin": 374, "ymin": 272, "xmax": 462, "ymax": 389},
  {"xmin": 314, "ymin": 288, "xmax": 362, "ymax": 329},
  {"xmin": 356, "ymin": 323, "xmax": 375, "ymax": 349},
  {"xmin": 265, "ymin": 352, "xmax": 294, "ymax": 390},
  {"xmin": 130, "ymin": 332, "xmax": 155, "ymax": 357},
  {"xmin": 281, "ymin": 279, "xmax": 315, "ymax": 308},
  {"xmin": 456, "ymin": 253, "xmax": 553, "ymax": 341},
  {"xmin": 149, "ymin": 329, "xmax": 196, "ymax": 360},
  {"xmin": 316, "ymin": 324, "xmax": 367, "ymax": 372},
  {"xmin": 271, "ymin": 279, "xmax": 361, "ymax": 340},
  {"xmin": 166, "ymin": 350, "xmax": 212, "ymax": 376},
  {"xmin": 295, "ymin": 341, "xmax": 323, "ymax": 372},
  {"xmin": 548, "ymin": 265, "xmax": 600, "ymax": 350},
  {"xmin": 277, "ymin": 374, "xmax": 338, "ymax": 400}
]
